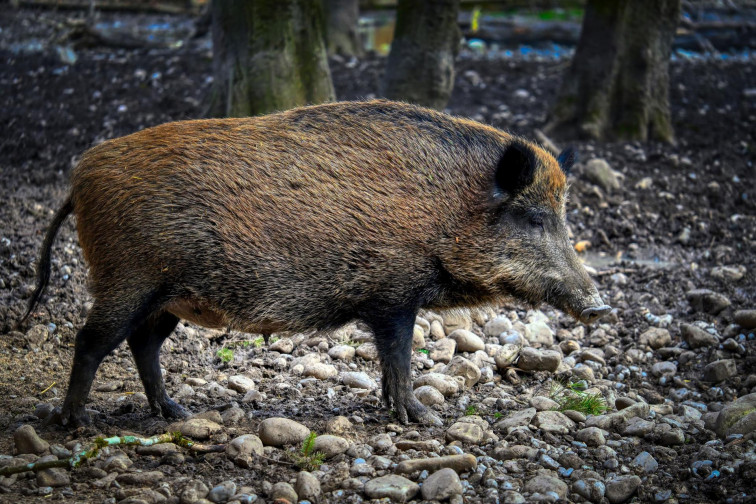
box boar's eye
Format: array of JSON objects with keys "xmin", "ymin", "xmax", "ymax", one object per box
[{"xmin": 530, "ymin": 214, "xmax": 545, "ymax": 231}]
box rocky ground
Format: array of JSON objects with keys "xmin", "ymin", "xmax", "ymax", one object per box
[{"xmin": 1, "ymin": 8, "xmax": 755, "ymax": 504}]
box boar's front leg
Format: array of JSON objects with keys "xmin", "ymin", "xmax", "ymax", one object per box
[{"xmin": 364, "ymin": 308, "xmax": 443, "ymax": 427}]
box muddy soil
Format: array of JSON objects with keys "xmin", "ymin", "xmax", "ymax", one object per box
[{"xmin": 0, "ymin": 8, "xmax": 754, "ymax": 504}]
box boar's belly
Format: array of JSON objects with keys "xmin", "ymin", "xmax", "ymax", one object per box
[{"xmin": 165, "ymin": 298, "xmax": 289, "ymax": 334}]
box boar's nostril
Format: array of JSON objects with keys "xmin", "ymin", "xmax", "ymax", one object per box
[{"xmin": 580, "ymin": 305, "xmax": 612, "ymax": 324}]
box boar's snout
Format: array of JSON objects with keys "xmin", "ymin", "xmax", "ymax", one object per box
[{"xmin": 579, "ymin": 305, "xmax": 612, "ymax": 324}]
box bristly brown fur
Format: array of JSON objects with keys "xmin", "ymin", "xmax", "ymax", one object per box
[
  {"xmin": 69, "ymin": 99, "xmax": 568, "ymax": 331},
  {"xmin": 28, "ymin": 99, "xmax": 605, "ymax": 427}
]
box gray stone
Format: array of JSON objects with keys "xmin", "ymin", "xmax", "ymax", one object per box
[
  {"xmin": 631, "ymin": 451, "xmax": 658, "ymax": 473},
  {"xmin": 493, "ymin": 444, "xmax": 538, "ymax": 461},
  {"xmin": 364, "ymin": 475, "xmax": 419, "ymax": 502},
  {"xmin": 446, "ymin": 421, "xmax": 485, "ymax": 444},
  {"xmin": 295, "ymin": 471, "xmax": 321, "ymax": 502},
  {"xmin": 208, "ymin": 481, "xmax": 237, "ymax": 503},
  {"xmin": 517, "ymin": 347, "xmax": 562, "ymax": 372},
  {"xmin": 532, "ymin": 410, "xmax": 576, "ymax": 434},
  {"xmin": 226, "ymin": 434, "xmax": 264, "ymax": 465},
  {"xmin": 524, "ymin": 320, "xmax": 554, "ymax": 346},
  {"xmin": 326, "ymin": 416, "xmax": 352, "ymax": 434},
  {"xmin": 115, "ymin": 471, "xmax": 165, "ymax": 485},
  {"xmin": 356, "ymin": 342, "xmax": 378, "ymax": 360},
  {"xmin": 14, "ymin": 425, "xmax": 49, "ymax": 455},
  {"xmin": 622, "ymin": 417, "xmax": 655, "ymax": 437},
  {"xmin": 415, "ymin": 385, "xmax": 445, "ymax": 406},
  {"xmin": 502, "ymin": 491, "xmax": 526, "ymax": 504},
  {"xmin": 576, "ymin": 427, "xmax": 606, "ymax": 446},
  {"xmin": 180, "ymin": 479, "xmax": 209, "ymax": 504},
  {"xmin": 573, "ymin": 479, "xmax": 605, "ymax": 503},
  {"xmin": 136, "ymin": 443, "xmax": 179, "ymax": 457},
  {"xmin": 430, "ymin": 338, "xmax": 456, "ymax": 363},
  {"xmin": 638, "ymin": 328, "xmax": 671, "ymax": 349},
  {"xmin": 448, "ymin": 329, "xmax": 484, "ymax": 353},
  {"xmin": 710, "ymin": 265, "xmax": 746, "ymax": 282},
  {"xmin": 714, "ymin": 393, "xmax": 756, "ymax": 437},
  {"xmin": 413, "ymin": 373, "xmax": 459, "ymax": 397},
  {"xmin": 413, "ymin": 324, "xmax": 426, "ymax": 349},
  {"xmin": 734, "ymin": 310, "xmax": 756, "ymax": 329},
  {"xmin": 103, "ymin": 451, "xmax": 132, "ymax": 472},
  {"xmin": 36, "ymin": 461, "xmax": 70, "ymax": 488},
  {"xmin": 651, "ymin": 361, "xmax": 677, "ymax": 376},
  {"xmin": 681, "ymin": 324, "xmax": 719, "ymax": 349},
  {"xmin": 484, "ymin": 316, "xmax": 513, "ymax": 337},
  {"xmin": 443, "ymin": 356, "xmax": 481, "ymax": 388},
  {"xmin": 583, "ymin": 158, "xmax": 622, "ymax": 193},
  {"xmin": 530, "ymin": 396, "xmax": 559, "ymax": 411},
  {"xmin": 227, "ymin": 375, "xmax": 256, "ymax": 393},
  {"xmin": 328, "ymin": 344, "xmax": 356, "ymax": 361},
  {"xmin": 422, "ymin": 468, "xmax": 462, "ymax": 501},
  {"xmin": 178, "ymin": 418, "xmax": 222, "ymax": 440},
  {"xmin": 304, "ymin": 362, "xmax": 337, "ymax": 380},
  {"xmin": 523, "ymin": 470, "xmax": 568, "ymax": 499},
  {"xmin": 269, "ymin": 337, "xmax": 295, "ymax": 354},
  {"xmin": 495, "ymin": 408, "xmax": 537, "ymax": 432},
  {"xmin": 341, "ymin": 371, "xmax": 377, "ymax": 390},
  {"xmin": 654, "ymin": 423, "xmax": 685, "ymax": 445},
  {"xmin": 686, "ymin": 289, "xmax": 731, "ymax": 315},
  {"xmin": 586, "ymin": 401, "xmax": 650, "ymax": 431},
  {"xmin": 494, "ymin": 344, "xmax": 521, "ymax": 369},
  {"xmin": 430, "ymin": 320, "xmax": 446, "ymax": 340},
  {"xmin": 605, "ymin": 475, "xmax": 641, "ymax": 504},
  {"xmin": 258, "ymin": 418, "xmax": 310, "ymax": 447},
  {"xmin": 221, "ymin": 406, "xmax": 245, "ymax": 425},
  {"xmin": 563, "ymin": 410, "xmax": 587, "ymax": 423},
  {"xmin": 703, "ymin": 359, "xmax": 737, "ymax": 382},
  {"xmin": 312, "ymin": 434, "xmax": 349, "ymax": 458},
  {"xmin": 270, "ymin": 482, "xmax": 297, "ymax": 503}
]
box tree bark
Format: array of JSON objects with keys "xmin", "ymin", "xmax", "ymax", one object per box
[
  {"xmin": 209, "ymin": 0, "xmax": 335, "ymax": 118},
  {"xmin": 545, "ymin": 0, "xmax": 681, "ymax": 143},
  {"xmin": 381, "ymin": 0, "xmax": 461, "ymax": 110},
  {"xmin": 324, "ymin": 0, "xmax": 363, "ymax": 57}
]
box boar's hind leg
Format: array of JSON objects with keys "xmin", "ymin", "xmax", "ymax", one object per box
[
  {"xmin": 49, "ymin": 294, "xmax": 165, "ymax": 427},
  {"xmin": 365, "ymin": 309, "xmax": 443, "ymax": 427},
  {"xmin": 127, "ymin": 312, "xmax": 187, "ymax": 419}
]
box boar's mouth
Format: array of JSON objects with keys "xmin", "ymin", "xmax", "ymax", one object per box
[{"xmin": 578, "ymin": 305, "xmax": 612, "ymax": 324}]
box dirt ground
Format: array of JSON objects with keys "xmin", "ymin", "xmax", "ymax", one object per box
[{"xmin": 0, "ymin": 8, "xmax": 755, "ymax": 504}]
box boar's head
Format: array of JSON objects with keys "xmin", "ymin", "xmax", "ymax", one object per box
[{"xmin": 441, "ymin": 141, "xmax": 611, "ymax": 325}]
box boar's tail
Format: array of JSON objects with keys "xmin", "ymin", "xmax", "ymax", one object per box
[{"xmin": 18, "ymin": 196, "xmax": 74, "ymax": 328}]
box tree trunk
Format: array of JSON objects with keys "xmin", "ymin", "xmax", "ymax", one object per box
[
  {"xmin": 324, "ymin": 0, "xmax": 363, "ymax": 57},
  {"xmin": 381, "ymin": 0, "xmax": 460, "ymax": 110},
  {"xmin": 209, "ymin": 0, "xmax": 335, "ymax": 118},
  {"xmin": 545, "ymin": 0, "xmax": 681, "ymax": 143}
]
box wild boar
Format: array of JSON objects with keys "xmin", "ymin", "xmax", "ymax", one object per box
[{"xmin": 22, "ymin": 100, "xmax": 610, "ymax": 427}]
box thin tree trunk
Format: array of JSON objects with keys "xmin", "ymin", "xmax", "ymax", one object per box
[
  {"xmin": 381, "ymin": 0, "xmax": 460, "ymax": 110},
  {"xmin": 209, "ymin": 0, "xmax": 335, "ymax": 118},
  {"xmin": 545, "ymin": 0, "xmax": 680, "ymax": 143},
  {"xmin": 324, "ymin": 0, "xmax": 363, "ymax": 57}
]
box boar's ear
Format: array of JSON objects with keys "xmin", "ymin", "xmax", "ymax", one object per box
[
  {"xmin": 495, "ymin": 142, "xmax": 536, "ymax": 197},
  {"xmin": 557, "ymin": 147, "xmax": 577, "ymax": 175}
]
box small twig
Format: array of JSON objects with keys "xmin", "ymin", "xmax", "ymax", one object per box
[
  {"xmin": 0, "ymin": 432, "xmax": 224, "ymax": 476},
  {"xmin": 39, "ymin": 382, "xmax": 56, "ymax": 395}
]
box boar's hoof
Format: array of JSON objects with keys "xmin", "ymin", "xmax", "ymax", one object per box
[
  {"xmin": 579, "ymin": 305, "xmax": 612, "ymax": 324},
  {"xmin": 153, "ymin": 398, "xmax": 189, "ymax": 420},
  {"xmin": 398, "ymin": 398, "xmax": 443, "ymax": 427},
  {"xmin": 43, "ymin": 406, "xmax": 92, "ymax": 428}
]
